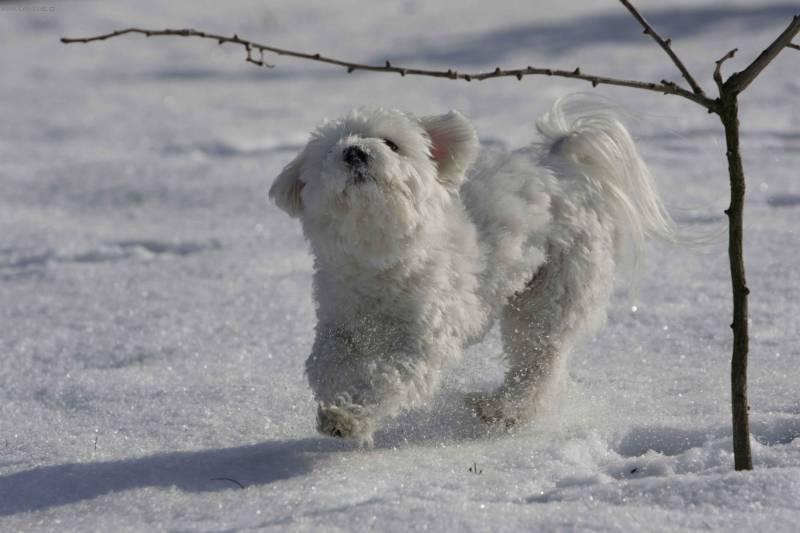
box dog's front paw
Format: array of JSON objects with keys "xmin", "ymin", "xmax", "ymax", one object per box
[
  {"xmin": 316, "ymin": 398, "xmax": 375, "ymax": 447},
  {"xmin": 464, "ymin": 392, "xmax": 521, "ymax": 429}
]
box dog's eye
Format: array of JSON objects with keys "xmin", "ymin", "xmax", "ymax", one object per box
[{"xmin": 382, "ymin": 139, "xmax": 399, "ymax": 153}]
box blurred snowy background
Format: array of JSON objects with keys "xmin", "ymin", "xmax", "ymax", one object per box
[{"xmin": 0, "ymin": 0, "xmax": 798, "ymax": 530}]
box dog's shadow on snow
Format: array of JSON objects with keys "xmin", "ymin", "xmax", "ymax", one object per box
[
  {"xmin": 0, "ymin": 391, "xmax": 490, "ymax": 516},
  {"xmin": 0, "ymin": 437, "xmax": 352, "ymax": 516}
]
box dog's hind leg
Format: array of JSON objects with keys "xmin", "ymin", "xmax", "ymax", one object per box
[{"xmin": 469, "ymin": 218, "xmax": 616, "ymax": 426}]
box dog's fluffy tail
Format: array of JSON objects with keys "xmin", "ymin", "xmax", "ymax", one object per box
[{"xmin": 536, "ymin": 95, "xmax": 676, "ymax": 262}]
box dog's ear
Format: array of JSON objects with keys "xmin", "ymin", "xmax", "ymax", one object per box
[
  {"xmin": 269, "ymin": 151, "xmax": 306, "ymax": 218},
  {"xmin": 420, "ymin": 111, "xmax": 479, "ymax": 189}
]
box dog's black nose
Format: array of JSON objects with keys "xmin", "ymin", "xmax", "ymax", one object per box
[{"xmin": 343, "ymin": 146, "xmax": 369, "ymax": 167}]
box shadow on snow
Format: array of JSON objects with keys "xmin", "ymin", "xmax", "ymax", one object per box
[
  {"xmin": 0, "ymin": 389, "xmax": 493, "ymax": 516},
  {"xmin": 0, "ymin": 438, "xmax": 349, "ymax": 516}
]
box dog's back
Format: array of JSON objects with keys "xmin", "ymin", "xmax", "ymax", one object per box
[{"xmin": 463, "ymin": 96, "xmax": 674, "ymax": 425}]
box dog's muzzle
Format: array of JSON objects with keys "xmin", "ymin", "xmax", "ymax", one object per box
[
  {"xmin": 343, "ymin": 145, "xmax": 369, "ymax": 167},
  {"xmin": 343, "ymin": 146, "xmax": 371, "ymax": 183}
]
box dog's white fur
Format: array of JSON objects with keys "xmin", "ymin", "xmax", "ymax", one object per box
[{"xmin": 269, "ymin": 96, "xmax": 674, "ymax": 445}]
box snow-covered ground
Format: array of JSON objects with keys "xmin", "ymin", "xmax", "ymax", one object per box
[{"xmin": 1, "ymin": 0, "xmax": 799, "ymax": 530}]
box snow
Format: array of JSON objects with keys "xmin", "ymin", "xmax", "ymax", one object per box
[{"xmin": 1, "ymin": 0, "xmax": 799, "ymax": 530}]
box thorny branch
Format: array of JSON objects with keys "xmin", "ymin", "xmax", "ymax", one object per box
[
  {"xmin": 725, "ymin": 15, "xmax": 800, "ymax": 94},
  {"xmin": 617, "ymin": 0, "xmax": 705, "ymax": 95},
  {"xmin": 58, "ymin": 15, "xmax": 800, "ymax": 113},
  {"xmin": 60, "ymin": 28, "xmax": 715, "ymax": 109}
]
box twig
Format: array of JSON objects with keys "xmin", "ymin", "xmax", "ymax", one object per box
[
  {"xmin": 617, "ymin": 0, "xmax": 705, "ymax": 95},
  {"xmin": 725, "ymin": 15, "xmax": 800, "ymax": 94},
  {"xmin": 210, "ymin": 477, "xmax": 245, "ymax": 489},
  {"xmin": 787, "ymin": 42, "xmax": 800, "ymax": 51},
  {"xmin": 62, "ymin": 28, "xmax": 274, "ymax": 68},
  {"xmin": 713, "ymin": 49, "xmax": 738, "ymax": 89},
  {"xmin": 60, "ymin": 27, "xmax": 715, "ymax": 109}
]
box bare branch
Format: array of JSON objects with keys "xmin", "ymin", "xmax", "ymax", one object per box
[
  {"xmin": 725, "ymin": 15, "xmax": 800, "ymax": 94},
  {"xmin": 61, "ymin": 27, "xmax": 715, "ymax": 109},
  {"xmin": 713, "ymin": 49, "xmax": 738, "ymax": 90},
  {"xmin": 788, "ymin": 42, "xmax": 800, "ymax": 51},
  {"xmin": 617, "ymin": 0, "xmax": 705, "ymax": 95},
  {"xmin": 62, "ymin": 28, "xmax": 275, "ymax": 68}
]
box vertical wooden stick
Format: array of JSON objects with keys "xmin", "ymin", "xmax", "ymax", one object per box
[{"xmin": 719, "ymin": 93, "xmax": 753, "ymax": 471}]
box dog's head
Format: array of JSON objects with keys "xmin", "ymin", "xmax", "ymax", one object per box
[{"xmin": 269, "ymin": 108, "xmax": 478, "ymax": 265}]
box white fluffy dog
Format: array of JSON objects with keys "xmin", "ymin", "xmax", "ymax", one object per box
[{"xmin": 269, "ymin": 96, "xmax": 673, "ymax": 445}]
